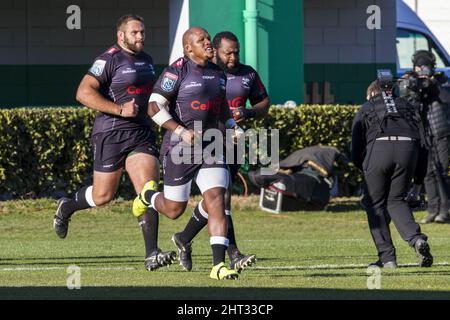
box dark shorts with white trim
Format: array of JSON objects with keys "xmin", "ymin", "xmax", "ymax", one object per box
[
  {"xmin": 92, "ymin": 127, "xmax": 159, "ymax": 172},
  {"xmin": 161, "ymin": 145, "xmax": 227, "ymax": 187}
]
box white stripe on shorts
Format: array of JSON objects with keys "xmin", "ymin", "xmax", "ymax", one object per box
[
  {"xmin": 196, "ymin": 167, "xmax": 229, "ymax": 194},
  {"xmin": 164, "ymin": 181, "xmax": 192, "ymax": 202}
]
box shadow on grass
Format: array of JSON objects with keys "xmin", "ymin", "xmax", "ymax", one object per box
[
  {"xmin": 0, "ymin": 255, "xmax": 143, "ymax": 266},
  {"xmin": 0, "ymin": 286, "xmax": 449, "ymax": 300},
  {"xmin": 326, "ymin": 202, "xmax": 362, "ymax": 213},
  {"xmin": 0, "ymin": 255, "xmax": 140, "ymax": 261}
]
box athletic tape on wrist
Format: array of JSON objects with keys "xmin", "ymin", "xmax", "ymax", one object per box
[{"xmin": 151, "ymin": 109, "xmax": 172, "ymax": 126}]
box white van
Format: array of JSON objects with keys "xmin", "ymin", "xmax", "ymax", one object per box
[{"xmin": 396, "ymin": 0, "xmax": 450, "ymax": 78}]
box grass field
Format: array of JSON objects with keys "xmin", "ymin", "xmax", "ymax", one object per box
[{"xmin": 0, "ymin": 196, "xmax": 450, "ymax": 300}]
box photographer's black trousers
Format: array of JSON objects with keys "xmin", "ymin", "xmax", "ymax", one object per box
[
  {"xmin": 424, "ymin": 135, "xmax": 450, "ymax": 215},
  {"xmin": 362, "ymin": 140, "xmax": 427, "ymax": 263}
]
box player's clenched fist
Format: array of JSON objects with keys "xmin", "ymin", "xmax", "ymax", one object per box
[
  {"xmin": 119, "ymin": 98, "xmax": 139, "ymax": 117},
  {"xmin": 175, "ymin": 125, "xmax": 196, "ymax": 145}
]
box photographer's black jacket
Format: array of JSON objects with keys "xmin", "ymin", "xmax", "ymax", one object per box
[
  {"xmin": 402, "ymin": 71, "xmax": 450, "ymax": 138},
  {"xmin": 351, "ymin": 94, "xmax": 427, "ymax": 183}
]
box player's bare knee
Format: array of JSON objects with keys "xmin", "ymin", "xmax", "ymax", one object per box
[
  {"xmin": 92, "ymin": 191, "xmax": 114, "ymax": 206},
  {"xmin": 203, "ymin": 189, "xmax": 225, "ymax": 209},
  {"xmin": 164, "ymin": 202, "xmax": 187, "ymax": 219}
]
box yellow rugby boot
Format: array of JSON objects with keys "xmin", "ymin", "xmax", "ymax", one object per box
[{"xmin": 209, "ymin": 262, "xmax": 239, "ymax": 280}]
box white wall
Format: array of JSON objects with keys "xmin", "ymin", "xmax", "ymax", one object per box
[{"xmin": 402, "ymin": 0, "xmax": 450, "ymax": 55}]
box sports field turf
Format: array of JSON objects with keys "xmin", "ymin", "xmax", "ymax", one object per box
[{"xmin": 0, "ymin": 196, "xmax": 450, "ymax": 300}]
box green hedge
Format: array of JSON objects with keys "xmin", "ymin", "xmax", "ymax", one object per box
[{"xmin": 0, "ymin": 105, "xmax": 361, "ymax": 199}]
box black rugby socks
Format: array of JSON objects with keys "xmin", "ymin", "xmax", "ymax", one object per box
[
  {"xmin": 179, "ymin": 201, "xmax": 208, "ymax": 244},
  {"xmin": 61, "ymin": 186, "xmax": 95, "ymax": 218},
  {"xmin": 138, "ymin": 207, "xmax": 159, "ymax": 257}
]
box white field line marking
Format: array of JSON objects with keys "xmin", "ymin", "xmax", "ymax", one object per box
[
  {"xmin": 246, "ymin": 237, "xmax": 450, "ymax": 242},
  {"xmin": 0, "ymin": 266, "xmax": 136, "ymax": 271},
  {"xmin": 254, "ymin": 262, "xmax": 450, "ymax": 270},
  {"xmin": 1, "ymin": 262, "xmax": 449, "ymax": 272}
]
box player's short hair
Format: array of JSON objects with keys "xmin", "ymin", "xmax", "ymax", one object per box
[
  {"xmin": 212, "ymin": 31, "xmax": 239, "ymax": 49},
  {"xmin": 367, "ymin": 80, "xmax": 381, "ymax": 98},
  {"xmin": 116, "ymin": 14, "xmax": 144, "ymax": 31}
]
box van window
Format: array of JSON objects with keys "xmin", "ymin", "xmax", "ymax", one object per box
[
  {"xmin": 431, "ymin": 47, "xmax": 447, "ymax": 68},
  {"xmin": 396, "ymin": 28, "xmax": 449, "ymax": 69},
  {"xmin": 396, "ymin": 29, "xmax": 428, "ymax": 69}
]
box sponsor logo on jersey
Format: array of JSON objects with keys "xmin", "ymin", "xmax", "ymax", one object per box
[
  {"xmin": 127, "ymin": 82, "xmax": 154, "ymax": 95},
  {"xmin": 122, "ymin": 68, "xmax": 136, "ymax": 74},
  {"xmin": 89, "ymin": 59, "xmax": 106, "ymax": 76},
  {"xmin": 134, "ymin": 62, "xmax": 146, "ymax": 66},
  {"xmin": 190, "ymin": 97, "xmax": 222, "ymax": 113},
  {"xmin": 164, "ymin": 72, "xmax": 178, "ymax": 80},
  {"xmin": 228, "ymin": 96, "xmax": 245, "ymax": 109},
  {"xmin": 242, "ymin": 77, "xmax": 251, "ymax": 89},
  {"xmin": 185, "ymin": 82, "xmax": 202, "ymax": 89},
  {"xmin": 161, "ymin": 72, "xmax": 178, "ymax": 92},
  {"xmin": 202, "ymin": 75, "xmax": 215, "ymax": 80}
]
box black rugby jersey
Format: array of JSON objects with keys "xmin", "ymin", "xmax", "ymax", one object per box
[
  {"xmin": 224, "ymin": 63, "xmax": 268, "ymax": 110},
  {"xmin": 152, "ymin": 57, "xmax": 232, "ymax": 153},
  {"xmin": 87, "ymin": 44, "xmax": 155, "ymax": 135}
]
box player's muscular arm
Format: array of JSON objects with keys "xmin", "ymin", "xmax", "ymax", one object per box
[
  {"xmin": 252, "ymin": 96, "xmax": 270, "ymax": 118},
  {"xmin": 76, "ymin": 75, "xmax": 137, "ymax": 117},
  {"xmin": 233, "ymin": 96, "xmax": 270, "ymax": 124}
]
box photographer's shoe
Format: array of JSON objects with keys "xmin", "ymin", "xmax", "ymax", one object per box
[
  {"xmin": 414, "ymin": 239, "xmax": 433, "ymax": 267},
  {"xmin": 434, "ymin": 212, "xmax": 450, "ymax": 223},
  {"xmin": 420, "ymin": 213, "xmax": 438, "ymax": 224}
]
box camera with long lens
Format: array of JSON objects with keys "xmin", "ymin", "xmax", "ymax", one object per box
[
  {"xmin": 397, "ymin": 71, "xmax": 439, "ymax": 95},
  {"xmin": 397, "ymin": 51, "xmax": 447, "ymax": 100},
  {"xmin": 377, "ymin": 69, "xmax": 395, "ymax": 90}
]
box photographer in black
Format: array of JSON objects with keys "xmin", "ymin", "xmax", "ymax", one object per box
[
  {"xmin": 352, "ymin": 70, "xmax": 432, "ymax": 268},
  {"xmin": 400, "ymin": 50, "xmax": 450, "ymax": 224}
]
